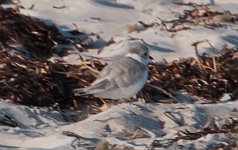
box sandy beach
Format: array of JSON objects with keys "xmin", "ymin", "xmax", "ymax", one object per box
[{"xmin": 0, "ymin": 0, "xmax": 238, "ymax": 149}]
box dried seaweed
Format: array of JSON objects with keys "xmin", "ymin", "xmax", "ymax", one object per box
[
  {"xmin": 146, "ymin": 45, "xmax": 238, "ymax": 103},
  {"xmin": 0, "ymin": 50, "xmax": 105, "ymax": 110},
  {"xmin": 0, "ymin": 7, "xmax": 91, "ymax": 57},
  {"xmin": 161, "ymin": 6, "xmax": 237, "ymax": 30},
  {"xmin": 126, "ymin": 6, "xmax": 238, "ymax": 34},
  {"xmin": 126, "ymin": 6, "xmax": 237, "ymax": 34},
  {"xmin": 152, "ymin": 117, "xmax": 238, "ymax": 149},
  {"xmin": 1, "ymin": 44, "xmax": 236, "ymax": 109}
]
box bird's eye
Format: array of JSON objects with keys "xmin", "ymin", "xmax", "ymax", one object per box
[{"xmin": 144, "ymin": 52, "xmax": 148, "ymax": 56}]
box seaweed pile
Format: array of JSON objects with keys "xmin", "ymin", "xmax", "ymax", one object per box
[
  {"xmin": 0, "ymin": 50, "xmax": 106, "ymax": 110},
  {"xmin": 129, "ymin": 6, "xmax": 238, "ymax": 34},
  {"xmin": 161, "ymin": 5, "xmax": 238, "ymax": 31},
  {"xmin": 1, "ymin": 44, "xmax": 237, "ymax": 108},
  {"xmin": 172, "ymin": 5, "xmax": 237, "ymax": 26},
  {"xmin": 148, "ymin": 44, "xmax": 238, "ymax": 103},
  {"xmin": 0, "ymin": 7, "xmax": 102, "ymax": 110},
  {"xmin": 0, "ymin": 7, "xmax": 92, "ymax": 57}
]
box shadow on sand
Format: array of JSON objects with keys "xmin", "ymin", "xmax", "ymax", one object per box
[{"xmin": 93, "ymin": 0, "xmax": 134, "ymax": 9}]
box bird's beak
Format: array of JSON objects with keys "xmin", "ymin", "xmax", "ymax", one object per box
[
  {"xmin": 149, "ymin": 56, "xmax": 154, "ymax": 60},
  {"xmin": 149, "ymin": 56, "xmax": 154, "ymax": 63}
]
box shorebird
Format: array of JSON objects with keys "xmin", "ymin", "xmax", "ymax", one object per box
[{"xmin": 74, "ymin": 43, "xmax": 149, "ymax": 100}]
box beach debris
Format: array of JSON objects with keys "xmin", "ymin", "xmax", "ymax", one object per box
[
  {"xmin": 0, "ymin": 50, "xmax": 106, "ymax": 111},
  {"xmin": 159, "ymin": 6, "xmax": 238, "ymax": 31},
  {"xmin": 138, "ymin": 6, "xmax": 238, "ymax": 33},
  {"xmin": 181, "ymin": 7, "xmax": 237, "ymax": 27},
  {"xmin": 146, "ymin": 43, "xmax": 238, "ymax": 103},
  {"xmin": 0, "ymin": 42, "xmax": 237, "ymax": 109},
  {"xmin": 152, "ymin": 117, "xmax": 238, "ymax": 149},
  {"xmin": 127, "ymin": 21, "xmax": 159, "ymax": 33},
  {"xmin": 0, "ymin": 7, "xmax": 92, "ymax": 58}
]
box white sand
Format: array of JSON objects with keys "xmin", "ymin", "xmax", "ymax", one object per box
[
  {"xmin": 1, "ymin": 100, "xmax": 238, "ymax": 149},
  {"xmin": 16, "ymin": 0, "xmax": 238, "ymax": 61}
]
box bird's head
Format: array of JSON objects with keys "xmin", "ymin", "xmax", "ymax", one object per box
[{"xmin": 126, "ymin": 44, "xmax": 150, "ymax": 65}]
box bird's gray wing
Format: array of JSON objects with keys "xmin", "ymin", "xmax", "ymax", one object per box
[
  {"xmin": 74, "ymin": 62, "xmax": 124, "ymax": 96},
  {"xmin": 102, "ymin": 58, "xmax": 146, "ymax": 86},
  {"xmin": 84, "ymin": 59, "xmax": 131, "ymax": 94},
  {"xmin": 95, "ymin": 58, "xmax": 146, "ymax": 88},
  {"xmin": 84, "ymin": 77, "xmax": 113, "ymax": 94},
  {"xmin": 75, "ymin": 58, "xmax": 146, "ymax": 96},
  {"xmin": 74, "ymin": 77, "xmax": 112, "ymax": 96}
]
